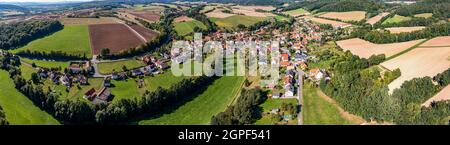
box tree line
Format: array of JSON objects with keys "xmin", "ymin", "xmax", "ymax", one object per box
[
  {"xmin": 378, "ymin": 17, "xmax": 437, "ymax": 28},
  {"xmin": 283, "ymin": 0, "xmax": 385, "ymax": 14},
  {"xmin": 101, "ymin": 8, "xmax": 179, "ymax": 59},
  {"xmin": 211, "ymin": 88, "xmax": 266, "ymax": 125},
  {"xmin": 0, "ymin": 106, "xmax": 8, "ymax": 125},
  {"xmin": 1, "ymin": 51, "xmax": 219, "ymax": 124},
  {"xmin": 350, "ymin": 22, "xmax": 450, "ymax": 44},
  {"xmin": 16, "ymin": 50, "xmax": 89, "ymax": 61},
  {"xmin": 185, "ymin": 6, "xmax": 218, "ymax": 33},
  {"xmin": 394, "ymin": 0, "xmax": 450, "ymax": 20},
  {"xmin": 318, "ymin": 47, "xmax": 450, "ymax": 124},
  {"xmin": 0, "ymin": 20, "xmax": 63, "ymax": 50}
]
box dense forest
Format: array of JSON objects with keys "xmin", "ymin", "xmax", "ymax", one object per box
[
  {"xmin": 0, "ymin": 51, "xmax": 219, "ymax": 124},
  {"xmin": 394, "ymin": 0, "xmax": 450, "ymax": 19},
  {"xmin": 351, "ymin": 22, "xmax": 450, "ymax": 44},
  {"xmin": 16, "ymin": 50, "xmax": 89, "ymax": 60},
  {"xmin": 0, "ymin": 20, "xmax": 63, "ymax": 50},
  {"xmin": 315, "ymin": 0, "xmax": 384, "ymax": 13},
  {"xmin": 283, "ymin": 0, "xmax": 385, "ymax": 14},
  {"xmin": 211, "ymin": 88, "xmax": 266, "ymax": 125},
  {"xmin": 0, "ymin": 106, "xmax": 8, "ymax": 125}
]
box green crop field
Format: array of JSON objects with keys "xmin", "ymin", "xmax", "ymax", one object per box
[
  {"xmin": 283, "ymin": 8, "xmax": 309, "ymax": 16},
  {"xmin": 21, "ymin": 57, "xmax": 69, "ymax": 69},
  {"xmin": 138, "ymin": 76, "xmax": 244, "ymax": 125},
  {"xmin": 209, "ymin": 15, "xmax": 266, "ymax": 29},
  {"xmin": 0, "ymin": 70, "xmax": 60, "ymax": 125},
  {"xmin": 143, "ymin": 71, "xmax": 187, "ymax": 92},
  {"xmin": 110, "ymin": 71, "xmax": 187, "ymax": 102},
  {"xmin": 12, "ymin": 25, "xmax": 92, "ymax": 57},
  {"xmin": 97, "ymin": 59, "xmax": 145, "ymax": 74},
  {"xmin": 273, "ymin": 15, "xmax": 289, "ymax": 21},
  {"xmin": 111, "ymin": 79, "xmax": 142, "ymax": 102},
  {"xmin": 302, "ymin": 84, "xmax": 353, "ymax": 125},
  {"xmin": 173, "ymin": 20, "xmax": 207, "ymax": 36},
  {"xmin": 382, "ymin": 14, "xmax": 411, "ymax": 25},
  {"xmin": 19, "ymin": 64, "xmax": 37, "ymax": 80}
]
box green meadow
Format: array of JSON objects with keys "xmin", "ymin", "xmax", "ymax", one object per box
[
  {"xmin": 0, "ymin": 70, "xmax": 59, "ymax": 125},
  {"xmin": 302, "ymin": 84, "xmax": 353, "ymax": 125},
  {"xmin": 210, "ymin": 15, "xmax": 267, "ymax": 29},
  {"xmin": 382, "ymin": 14, "xmax": 411, "ymax": 25},
  {"xmin": 138, "ymin": 76, "xmax": 244, "ymax": 125},
  {"xmin": 173, "ymin": 20, "xmax": 207, "ymax": 36},
  {"xmin": 12, "ymin": 25, "xmax": 92, "ymax": 57},
  {"xmin": 97, "ymin": 59, "xmax": 145, "ymax": 74}
]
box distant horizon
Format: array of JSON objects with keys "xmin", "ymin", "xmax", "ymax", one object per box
[{"xmin": 0, "ymin": 0, "xmax": 94, "ymax": 3}]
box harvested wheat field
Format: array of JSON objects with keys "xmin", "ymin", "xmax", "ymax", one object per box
[
  {"xmin": 422, "ymin": 85, "xmax": 450, "ymax": 107},
  {"xmin": 367, "ymin": 12, "xmax": 390, "ymax": 25},
  {"xmin": 231, "ymin": 5, "xmax": 276, "ymax": 11},
  {"xmin": 386, "ymin": 26, "xmax": 425, "ymax": 34},
  {"xmin": 232, "ymin": 8, "xmax": 275, "ymax": 17},
  {"xmin": 336, "ymin": 38, "xmax": 424, "ymax": 58},
  {"xmin": 381, "ymin": 47, "xmax": 450, "ymax": 92},
  {"xmin": 174, "ymin": 16, "xmax": 194, "ymax": 22},
  {"xmin": 301, "ymin": 16, "xmax": 351, "ymax": 28},
  {"xmin": 89, "ymin": 24, "xmax": 145, "ymax": 55},
  {"xmin": 205, "ymin": 8, "xmax": 235, "ymax": 18},
  {"xmin": 320, "ymin": 11, "xmax": 366, "ymax": 22},
  {"xmin": 129, "ymin": 12, "xmax": 160, "ymax": 22},
  {"xmin": 128, "ymin": 24, "xmax": 159, "ymax": 41},
  {"xmin": 60, "ymin": 17, "xmax": 117, "ymax": 25},
  {"xmin": 419, "ymin": 36, "xmax": 450, "ymax": 47}
]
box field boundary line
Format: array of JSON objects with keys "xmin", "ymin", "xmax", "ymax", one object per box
[
  {"xmin": 123, "ymin": 23, "xmax": 148, "ymax": 43},
  {"xmin": 228, "ymin": 77, "xmax": 246, "ymax": 107},
  {"xmin": 316, "ymin": 88, "xmax": 366, "ymax": 125},
  {"xmin": 385, "ymin": 38, "xmax": 430, "ymax": 61},
  {"xmin": 417, "ymin": 45, "xmax": 450, "ymax": 48}
]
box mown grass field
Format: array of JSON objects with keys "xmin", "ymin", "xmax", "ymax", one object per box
[
  {"xmin": 302, "ymin": 84, "xmax": 353, "ymax": 125},
  {"xmin": 209, "ymin": 15, "xmax": 267, "ymax": 29},
  {"xmin": 12, "ymin": 25, "xmax": 92, "ymax": 57},
  {"xmin": 20, "ymin": 64, "xmax": 37, "ymax": 80},
  {"xmin": 414, "ymin": 13, "xmax": 433, "ymax": 18},
  {"xmin": 173, "ymin": 20, "xmax": 207, "ymax": 36},
  {"xmin": 283, "ymin": 8, "xmax": 309, "ymax": 17},
  {"xmin": 0, "ymin": 70, "xmax": 60, "ymax": 125},
  {"xmin": 110, "ymin": 71, "xmax": 186, "ymax": 102},
  {"xmin": 97, "ymin": 59, "xmax": 145, "ymax": 74},
  {"xmin": 21, "ymin": 57, "xmax": 69, "ymax": 69},
  {"xmin": 382, "ymin": 14, "xmax": 411, "ymax": 25},
  {"xmin": 138, "ymin": 76, "xmax": 244, "ymax": 125},
  {"xmin": 143, "ymin": 71, "xmax": 187, "ymax": 92},
  {"xmin": 111, "ymin": 79, "xmax": 142, "ymax": 102}
]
